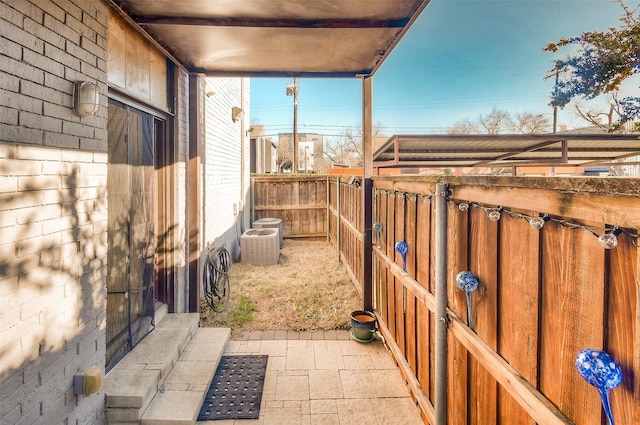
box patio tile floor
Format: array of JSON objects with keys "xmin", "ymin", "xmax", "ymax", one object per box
[{"xmin": 198, "ymin": 330, "xmax": 425, "ymax": 425}]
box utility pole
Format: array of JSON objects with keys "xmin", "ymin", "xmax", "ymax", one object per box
[
  {"xmin": 552, "ymin": 69, "xmax": 559, "ymax": 134},
  {"xmin": 286, "ymin": 78, "xmax": 299, "ymax": 172}
]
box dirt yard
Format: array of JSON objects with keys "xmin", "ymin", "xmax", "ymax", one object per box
[{"xmin": 200, "ymin": 239, "xmax": 361, "ymax": 335}]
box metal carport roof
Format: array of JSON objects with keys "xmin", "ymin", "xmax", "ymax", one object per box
[
  {"xmin": 106, "ymin": 0, "xmax": 430, "ymax": 77},
  {"xmin": 373, "ymin": 134, "xmax": 640, "ymax": 168}
]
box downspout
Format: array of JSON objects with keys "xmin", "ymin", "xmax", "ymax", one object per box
[
  {"xmin": 240, "ymin": 79, "xmax": 247, "ymax": 234},
  {"xmin": 434, "ymin": 182, "xmax": 449, "ymax": 425}
]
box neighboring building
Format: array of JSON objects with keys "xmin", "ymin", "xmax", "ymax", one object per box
[
  {"xmin": 249, "ymin": 125, "xmax": 277, "ymax": 174},
  {"xmin": 0, "ymin": 2, "xmax": 249, "ymax": 424},
  {"xmin": 277, "ymin": 132, "xmax": 324, "ymax": 172}
]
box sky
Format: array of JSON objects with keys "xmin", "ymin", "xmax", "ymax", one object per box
[{"xmin": 249, "ymin": 0, "xmax": 639, "ymax": 138}]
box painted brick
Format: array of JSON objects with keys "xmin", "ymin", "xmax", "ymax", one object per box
[
  {"xmin": 21, "ymin": 79, "xmax": 67, "ymax": 105},
  {"xmin": 24, "ymin": 48, "xmax": 66, "ymax": 79},
  {"xmin": 55, "ymin": 0, "xmax": 83, "ymax": 22},
  {"xmin": 66, "ymin": 38, "xmax": 97, "ymax": 66},
  {"xmin": 43, "ymin": 131, "xmax": 80, "ymax": 149},
  {"xmin": 64, "ymin": 15, "xmax": 97, "ymax": 44},
  {"xmin": 0, "ymin": 143, "xmax": 18, "ymax": 159},
  {"xmin": 43, "ymin": 101, "xmax": 73, "ymax": 120},
  {"xmin": 79, "ymin": 35, "xmax": 103, "ymax": 59},
  {"xmin": 0, "ymin": 273, "xmax": 18, "ymax": 299},
  {"xmin": 0, "ymin": 105, "xmax": 18, "ymax": 125},
  {"xmin": 40, "ymin": 160, "xmax": 73, "ymax": 176},
  {"xmin": 6, "ymin": 0, "xmax": 43, "ymax": 26},
  {"xmin": 0, "ymin": 400, "xmax": 21, "ymax": 424},
  {"xmin": 95, "ymin": 32, "xmax": 107, "ymax": 50},
  {"xmin": 80, "ymin": 57, "xmax": 106, "ymax": 81},
  {"xmin": 16, "ymin": 404, "xmax": 41, "ymax": 425},
  {"xmin": 18, "ymin": 175, "xmax": 60, "ymax": 193},
  {"xmin": 82, "ymin": 6, "xmax": 106, "ymax": 34},
  {"xmin": 24, "ymin": 16, "xmax": 64, "ymax": 52},
  {"xmin": 0, "ymin": 20, "xmax": 44, "ymax": 54},
  {"xmin": 0, "ymin": 123, "xmax": 44, "ymax": 145},
  {"xmin": 0, "ymin": 73, "xmax": 21, "ymax": 92},
  {"xmin": 42, "ymin": 13, "xmax": 79, "ymax": 47},
  {"xmin": 0, "ymin": 1, "xmax": 24, "ymax": 27},
  {"xmin": 36, "ymin": 0, "xmax": 66, "ymax": 23},
  {"xmin": 44, "ymin": 73, "xmax": 73, "ymax": 97},
  {"xmin": 17, "ymin": 144, "xmax": 61, "ymax": 162},
  {"xmin": 0, "ymin": 36, "xmax": 22, "ymax": 60},
  {"xmin": 39, "ymin": 349, "xmax": 73, "ymax": 389},
  {"xmin": 41, "ymin": 385, "xmax": 74, "ymax": 422},
  {"xmin": 20, "ymin": 110, "xmax": 63, "ymax": 133},
  {"xmin": 62, "ymin": 120, "xmax": 94, "ymax": 138},
  {"xmin": 0, "ymin": 56, "xmax": 45, "ymax": 85},
  {"xmin": 80, "ymin": 137, "xmax": 105, "ymax": 152},
  {"xmin": 16, "ymin": 203, "xmax": 62, "ymax": 225},
  {"xmin": 0, "ymin": 368, "xmax": 22, "ymax": 400},
  {"xmin": 0, "ymin": 222, "xmax": 42, "ymax": 243},
  {"xmin": 44, "ymin": 42, "xmax": 81, "ymax": 73},
  {"xmin": 9, "ymin": 93, "xmax": 44, "ymax": 115},
  {"xmin": 2, "ymin": 157, "xmax": 42, "ymax": 176}
]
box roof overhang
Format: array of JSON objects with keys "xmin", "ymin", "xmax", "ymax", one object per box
[
  {"xmin": 373, "ymin": 134, "xmax": 640, "ymax": 168},
  {"xmin": 108, "ymin": 0, "xmax": 430, "ymax": 77}
]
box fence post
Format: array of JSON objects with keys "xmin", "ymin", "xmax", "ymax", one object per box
[
  {"xmin": 336, "ymin": 177, "xmax": 341, "ymax": 263},
  {"xmin": 435, "ymin": 182, "xmax": 448, "ymax": 425},
  {"xmin": 326, "ymin": 175, "xmax": 330, "ymax": 242}
]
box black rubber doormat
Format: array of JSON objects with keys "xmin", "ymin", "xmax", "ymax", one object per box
[{"xmin": 198, "ymin": 355, "xmax": 269, "ymax": 421}]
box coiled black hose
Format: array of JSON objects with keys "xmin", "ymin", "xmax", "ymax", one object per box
[{"xmin": 203, "ymin": 246, "xmax": 231, "ymax": 312}]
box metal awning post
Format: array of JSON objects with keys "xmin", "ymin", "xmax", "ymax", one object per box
[
  {"xmin": 362, "ymin": 76, "xmax": 373, "ymax": 311},
  {"xmin": 434, "ymin": 182, "xmax": 448, "ymax": 425}
]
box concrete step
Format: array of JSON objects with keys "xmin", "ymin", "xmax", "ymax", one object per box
[
  {"xmin": 140, "ymin": 327, "xmax": 230, "ymax": 425},
  {"xmin": 104, "ymin": 313, "xmax": 209, "ymax": 424}
]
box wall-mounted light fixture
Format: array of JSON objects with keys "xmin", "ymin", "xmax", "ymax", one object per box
[
  {"xmin": 73, "ymin": 365, "xmax": 103, "ymax": 396},
  {"xmin": 231, "ymin": 106, "xmax": 244, "ymax": 122},
  {"xmin": 73, "ymin": 81, "xmax": 100, "ymax": 117}
]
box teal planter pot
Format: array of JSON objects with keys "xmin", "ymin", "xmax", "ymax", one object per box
[{"xmin": 350, "ymin": 310, "xmax": 377, "ymax": 343}]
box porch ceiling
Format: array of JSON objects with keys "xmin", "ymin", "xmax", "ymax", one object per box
[
  {"xmin": 373, "ymin": 134, "xmax": 640, "ymax": 168},
  {"xmin": 108, "ymin": 0, "xmax": 430, "ymax": 77}
]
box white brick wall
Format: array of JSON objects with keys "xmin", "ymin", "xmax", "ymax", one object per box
[
  {"xmin": 0, "ymin": 1, "xmax": 108, "ymax": 424},
  {"xmin": 202, "ymin": 78, "xmax": 251, "ymax": 260}
]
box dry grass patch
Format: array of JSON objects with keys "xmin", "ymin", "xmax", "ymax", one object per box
[{"xmin": 200, "ymin": 239, "xmax": 361, "ymax": 335}]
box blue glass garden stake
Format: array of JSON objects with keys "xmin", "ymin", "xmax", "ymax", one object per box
[
  {"xmin": 456, "ymin": 271, "xmax": 479, "ymax": 331},
  {"xmin": 395, "ymin": 241, "xmax": 408, "ymax": 271},
  {"xmin": 395, "ymin": 241, "xmax": 408, "ymax": 313},
  {"xmin": 575, "ymin": 349, "xmax": 622, "ymax": 425}
]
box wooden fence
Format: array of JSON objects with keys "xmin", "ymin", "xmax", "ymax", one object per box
[
  {"xmin": 251, "ymin": 174, "xmax": 639, "ymax": 425},
  {"xmin": 251, "ymin": 175, "xmax": 328, "ymax": 239},
  {"xmin": 328, "ymin": 175, "xmax": 639, "ymax": 425}
]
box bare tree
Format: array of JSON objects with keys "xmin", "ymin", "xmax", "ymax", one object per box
[
  {"xmin": 508, "ymin": 112, "xmax": 551, "ymax": 134},
  {"xmin": 276, "ymin": 137, "xmax": 292, "ymax": 172},
  {"xmin": 478, "ymin": 107, "xmax": 512, "ymax": 134},
  {"xmin": 324, "ymin": 124, "xmax": 386, "ymax": 167},
  {"xmin": 448, "ymin": 107, "xmax": 550, "ymax": 134},
  {"xmin": 448, "ymin": 118, "xmax": 480, "ymax": 134},
  {"xmin": 324, "ymin": 132, "xmax": 361, "ymax": 166}
]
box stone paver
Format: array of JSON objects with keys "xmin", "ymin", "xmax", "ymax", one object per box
[{"xmin": 215, "ymin": 333, "xmax": 425, "ymax": 425}]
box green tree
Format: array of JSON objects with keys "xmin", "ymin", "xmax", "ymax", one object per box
[{"xmin": 544, "ymin": 0, "xmax": 640, "ymax": 130}]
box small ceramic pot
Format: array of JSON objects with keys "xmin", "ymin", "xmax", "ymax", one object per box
[{"xmin": 350, "ymin": 310, "xmax": 377, "ymax": 342}]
